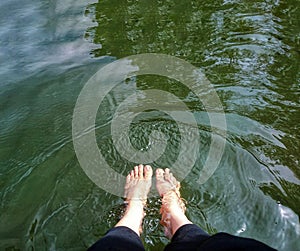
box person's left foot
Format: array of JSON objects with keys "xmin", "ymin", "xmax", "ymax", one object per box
[{"xmin": 124, "ymin": 164, "xmax": 153, "ymax": 204}]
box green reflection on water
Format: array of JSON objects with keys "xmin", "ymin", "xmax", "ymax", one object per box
[
  {"xmin": 87, "ymin": 0, "xmax": 300, "ymax": 249},
  {"xmin": 85, "ymin": 0, "xmax": 300, "ymax": 249},
  {"xmin": 86, "ymin": 0, "xmax": 300, "ymax": 207}
]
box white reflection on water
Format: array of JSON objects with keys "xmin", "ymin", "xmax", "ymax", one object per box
[
  {"xmin": 279, "ymin": 204, "xmax": 300, "ymax": 235},
  {"xmin": 0, "ymin": 0, "xmax": 98, "ymax": 83}
]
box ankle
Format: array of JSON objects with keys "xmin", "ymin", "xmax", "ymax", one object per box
[
  {"xmin": 161, "ymin": 191, "xmax": 185, "ymax": 212},
  {"xmin": 126, "ymin": 200, "xmax": 145, "ymax": 208},
  {"xmin": 168, "ymin": 204, "xmax": 185, "ymax": 215},
  {"xmin": 125, "ymin": 201, "xmax": 144, "ymax": 218}
]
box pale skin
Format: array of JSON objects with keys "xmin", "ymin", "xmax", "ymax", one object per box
[{"xmin": 115, "ymin": 164, "xmax": 192, "ymax": 237}]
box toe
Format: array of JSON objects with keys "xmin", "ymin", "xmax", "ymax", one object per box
[
  {"xmin": 156, "ymin": 168, "xmax": 164, "ymax": 181},
  {"xmin": 126, "ymin": 173, "xmax": 131, "ymax": 183},
  {"xmin": 134, "ymin": 166, "xmax": 139, "ymax": 178},
  {"xmin": 144, "ymin": 165, "xmax": 153, "ymax": 179},
  {"xmin": 138, "ymin": 164, "xmax": 144, "ymax": 178},
  {"xmin": 169, "ymin": 172, "xmax": 174, "ymax": 180},
  {"xmin": 164, "ymin": 168, "xmax": 171, "ymax": 181},
  {"xmin": 169, "ymin": 173, "xmax": 178, "ymax": 185}
]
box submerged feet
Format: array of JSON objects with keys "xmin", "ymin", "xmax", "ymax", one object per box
[{"xmin": 116, "ymin": 165, "xmax": 191, "ymax": 238}]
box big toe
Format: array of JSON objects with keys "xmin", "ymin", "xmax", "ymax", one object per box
[{"xmin": 144, "ymin": 165, "xmax": 153, "ymax": 179}]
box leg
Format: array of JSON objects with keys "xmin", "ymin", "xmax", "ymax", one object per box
[
  {"xmin": 87, "ymin": 226, "xmax": 145, "ymax": 251},
  {"xmin": 88, "ymin": 164, "xmax": 153, "ymax": 251},
  {"xmin": 156, "ymin": 168, "xmax": 276, "ymax": 251},
  {"xmin": 116, "ymin": 164, "xmax": 153, "ymax": 235},
  {"xmin": 155, "ymin": 168, "xmax": 210, "ymax": 250},
  {"xmin": 155, "ymin": 168, "xmax": 194, "ymax": 237}
]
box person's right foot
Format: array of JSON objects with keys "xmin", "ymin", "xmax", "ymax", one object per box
[
  {"xmin": 116, "ymin": 164, "xmax": 153, "ymax": 236},
  {"xmin": 156, "ymin": 168, "xmax": 188, "ymax": 238},
  {"xmin": 124, "ymin": 164, "xmax": 153, "ymax": 203}
]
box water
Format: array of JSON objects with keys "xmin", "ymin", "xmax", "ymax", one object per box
[{"xmin": 0, "ymin": 0, "xmax": 299, "ymax": 250}]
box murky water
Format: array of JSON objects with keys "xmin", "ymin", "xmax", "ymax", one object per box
[{"xmin": 0, "ymin": 0, "xmax": 299, "ymax": 250}]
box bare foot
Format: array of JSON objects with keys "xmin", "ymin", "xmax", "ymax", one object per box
[
  {"xmin": 156, "ymin": 168, "xmax": 192, "ymax": 238},
  {"xmin": 124, "ymin": 164, "xmax": 153, "ymax": 202},
  {"xmin": 156, "ymin": 168, "xmax": 180, "ymax": 197},
  {"xmin": 115, "ymin": 164, "xmax": 153, "ymax": 236}
]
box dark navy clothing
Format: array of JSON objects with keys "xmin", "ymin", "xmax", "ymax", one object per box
[{"xmin": 88, "ymin": 224, "xmax": 276, "ymax": 251}]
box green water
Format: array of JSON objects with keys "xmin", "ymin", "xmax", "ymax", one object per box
[{"xmin": 0, "ymin": 0, "xmax": 299, "ymax": 250}]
